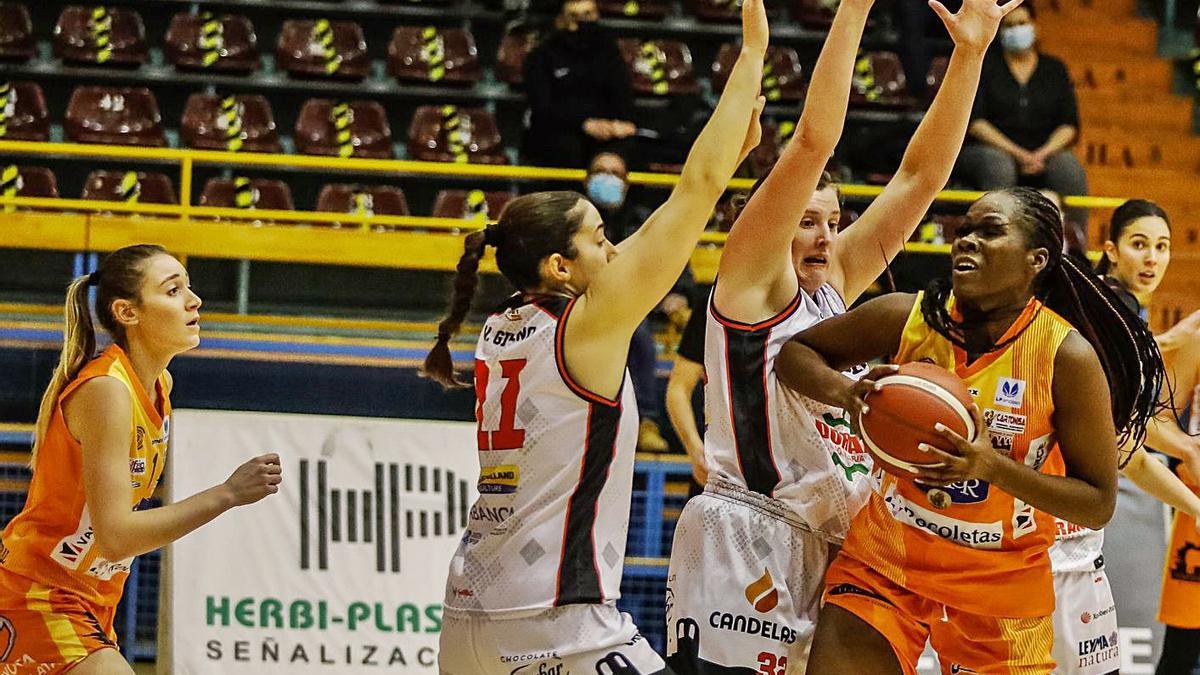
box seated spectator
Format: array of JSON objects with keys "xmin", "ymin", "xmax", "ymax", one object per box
[
  {"xmin": 585, "ymin": 151, "xmax": 692, "ymax": 451},
  {"xmin": 522, "ymin": 0, "xmax": 637, "ymax": 168},
  {"xmin": 956, "ymin": 2, "xmax": 1089, "ymax": 229}
]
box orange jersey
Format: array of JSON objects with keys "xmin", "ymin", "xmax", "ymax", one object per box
[
  {"xmin": 0, "ymin": 344, "xmax": 170, "ymax": 608},
  {"xmin": 840, "ymin": 293, "xmax": 1073, "ymax": 618},
  {"xmin": 1158, "ymin": 394, "xmax": 1200, "ymax": 629}
]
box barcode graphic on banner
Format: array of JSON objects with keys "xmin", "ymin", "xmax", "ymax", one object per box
[{"xmin": 298, "ymin": 460, "xmax": 470, "ymax": 573}]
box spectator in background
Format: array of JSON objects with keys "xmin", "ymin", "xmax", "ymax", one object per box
[
  {"xmin": 956, "ymin": 2, "xmax": 1089, "ymax": 228},
  {"xmin": 522, "ymin": 0, "xmax": 637, "ymax": 168},
  {"xmin": 585, "ymin": 151, "xmax": 693, "ymax": 451},
  {"xmin": 666, "ymin": 294, "xmax": 706, "ymax": 492}
]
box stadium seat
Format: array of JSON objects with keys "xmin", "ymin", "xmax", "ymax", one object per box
[
  {"xmin": 431, "ymin": 189, "xmax": 512, "ymax": 221},
  {"xmin": 687, "ymin": 0, "xmax": 741, "ymax": 22},
  {"xmin": 744, "ymin": 117, "xmax": 795, "ymax": 178},
  {"xmin": 0, "ymin": 165, "xmax": 57, "ymax": 204},
  {"xmin": 712, "ymin": 44, "xmax": 804, "ymax": 102},
  {"xmin": 181, "ymin": 94, "xmax": 281, "ymax": 153},
  {"xmin": 0, "ymin": 3, "xmax": 34, "ymax": 61},
  {"xmin": 0, "ymin": 81, "xmax": 49, "ymax": 141},
  {"xmin": 296, "ymin": 99, "xmax": 393, "ymax": 159},
  {"xmin": 53, "ymin": 6, "xmax": 147, "ymax": 66},
  {"xmin": 81, "ymin": 170, "xmax": 176, "ymax": 204},
  {"xmin": 851, "ymin": 51, "xmax": 910, "ymax": 108},
  {"xmin": 618, "ymin": 39, "xmax": 700, "ymax": 96},
  {"xmin": 165, "ymin": 12, "xmax": 259, "ymax": 73},
  {"xmin": 199, "ymin": 177, "xmax": 294, "ymax": 212},
  {"xmin": 388, "ymin": 26, "xmax": 480, "ymax": 85},
  {"xmin": 276, "ymin": 19, "xmax": 369, "ymax": 80},
  {"xmin": 598, "ymin": 0, "xmax": 670, "ymax": 19},
  {"xmin": 925, "ymin": 56, "xmax": 949, "ymax": 101},
  {"xmin": 65, "ymin": 86, "xmax": 165, "ymax": 146},
  {"xmin": 495, "ymin": 23, "xmax": 539, "ymax": 86},
  {"xmin": 407, "ymin": 105, "xmax": 506, "ymax": 164},
  {"xmin": 317, "ymin": 184, "xmax": 410, "ymax": 229},
  {"xmin": 790, "ymin": 0, "xmax": 835, "ymax": 28}
]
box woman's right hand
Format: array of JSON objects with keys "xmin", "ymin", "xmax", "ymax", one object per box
[
  {"xmin": 223, "ymin": 453, "xmax": 283, "ymax": 507},
  {"xmin": 839, "ymin": 364, "xmax": 899, "ymax": 434}
]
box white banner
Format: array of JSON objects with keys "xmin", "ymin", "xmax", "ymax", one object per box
[{"xmin": 167, "ymin": 410, "xmax": 479, "ymax": 674}]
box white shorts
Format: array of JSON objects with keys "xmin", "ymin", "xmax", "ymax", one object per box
[
  {"xmin": 665, "ymin": 482, "xmax": 837, "ymax": 674},
  {"xmin": 1051, "ymin": 568, "xmax": 1120, "ymax": 675},
  {"xmin": 439, "ymin": 603, "xmax": 668, "ymax": 675}
]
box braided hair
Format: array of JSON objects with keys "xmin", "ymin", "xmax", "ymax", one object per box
[{"xmin": 920, "ymin": 188, "xmax": 1164, "ymax": 460}]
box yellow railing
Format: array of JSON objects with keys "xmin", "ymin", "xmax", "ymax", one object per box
[{"xmin": 0, "ymin": 140, "xmax": 1126, "ymax": 281}]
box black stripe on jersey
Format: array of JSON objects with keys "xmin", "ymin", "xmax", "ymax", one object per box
[
  {"xmin": 556, "ymin": 400, "xmax": 623, "ymax": 606},
  {"xmin": 722, "ymin": 326, "xmax": 781, "ymax": 496},
  {"xmin": 552, "ymin": 296, "xmax": 621, "ymax": 407}
]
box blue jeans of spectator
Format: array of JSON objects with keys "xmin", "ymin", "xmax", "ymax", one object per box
[
  {"xmin": 629, "ymin": 320, "xmax": 660, "ymax": 422},
  {"xmin": 956, "ymin": 143, "xmax": 1090, "ymax": 235}
]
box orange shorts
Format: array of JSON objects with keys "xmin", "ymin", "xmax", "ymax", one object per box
[
  {"xmin": 823, "ymin": 553, "xmax": 1055, "ymax": 675},
  {"xmin": 0, "ymin": 568, "xmax": 118, "ymax": 672}
]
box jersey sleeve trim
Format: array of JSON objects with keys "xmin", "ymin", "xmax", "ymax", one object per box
[
  {"xmin": 709, "ymin": 288, "xmax": 804, "ymax": 333},
  {"xmin": 553, "ymin": 297, "xmax": 622, "ymax": 408}
]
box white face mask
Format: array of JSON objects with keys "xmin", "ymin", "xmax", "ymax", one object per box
[{"xmin": 1001, "ymin": 24, "xmax": 1036, "ymax": 52}]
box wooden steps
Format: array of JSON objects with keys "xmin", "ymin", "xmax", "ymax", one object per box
[
  {"xmin": 1078, "ymin": 95, "xmax": 1194, "ymax": 132},
  {"xmin": 1038, "ymin": 17, "xmax": 1159, "ymax": 55},
  {"xmin": 1077, "ymin": 126, "xmax": 1200, "ymax": 171},
  {"xmin": 1064, "ymin": 57, "xmax": 1175, "ymax": 93}
]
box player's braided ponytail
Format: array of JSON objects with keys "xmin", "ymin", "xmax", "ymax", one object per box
[{"xmin": 921, "ymin": 188, "xmax": 1164, "ymax": 460}]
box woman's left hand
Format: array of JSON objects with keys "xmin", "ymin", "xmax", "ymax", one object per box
[{"xmin": 911, "ymin": 403, "xmax": 1005, "ymax": 486}]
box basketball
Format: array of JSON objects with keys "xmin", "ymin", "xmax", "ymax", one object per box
[{"xmin": 858, "ymin": 362, "xmax": 977, "ymax": 477}]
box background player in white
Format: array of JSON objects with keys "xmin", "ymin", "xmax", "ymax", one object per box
[
  {"xmin": 422, "ymin": 2, "xmax": 768, "ymax": 671},
  {"xmin": 663, "ymin": 0, "xmax": 1017, "ymax": 670},
  {"xmin": 1049, "ymin": 200, "xmax": 1200, "ymax": 675}
]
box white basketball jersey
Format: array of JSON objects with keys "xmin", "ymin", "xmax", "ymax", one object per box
[
  {"xmin": 704, "ymin": 284, "xmax": 874, "ymax": 540},
  {"xmin": 1049, "ymin": 521, "xmax": 1105, "ymax": 574},
  {"xmin": 444, "ymin": 294, "xmax": 638, "ymax": 614}
]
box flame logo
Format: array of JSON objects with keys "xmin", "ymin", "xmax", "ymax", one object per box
[{"xmin": 744, "ymin": 569, "xmax": 778, "ymax": 613}]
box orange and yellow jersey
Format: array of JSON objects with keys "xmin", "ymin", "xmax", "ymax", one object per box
[
  {"xmin": 0, "ymin": 344, "xmax": 170, "ymax": 608},
  {"xmin": 841, "ymin": 292, "xmax": 1074, "ymax": 618}
]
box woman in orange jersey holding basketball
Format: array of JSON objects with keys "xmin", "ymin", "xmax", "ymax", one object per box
[
  {"xmin": 774, "ymin": 188, "xmax": 1165, "ymax": 674},
  {"xmin": 0, "ymin": 244, "xmax": 281, "ymax": 673}
]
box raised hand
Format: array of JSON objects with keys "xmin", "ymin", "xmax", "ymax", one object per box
[
  {"xmin": 223, "ymin": 453, "xmax": 283, "ymax": 506},
  {"xmin": 738, "ymin": 95, "xmax": 768, "ymax": 163},
  {"xmin": 741, "ymin": 0, "xmax": 769, "ymax": 55},
  {"xmin": 931, "ymin": 0, "xmax": 1025, "ymax": 53}
]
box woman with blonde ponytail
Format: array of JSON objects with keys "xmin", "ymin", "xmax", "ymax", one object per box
[
  {"xmin": 426, "ymin": 0, "xmax": 768, "ymax": 670},
  {"xmin": 0, "ymin": 245, "xmax": 282, "ymax": 673}
]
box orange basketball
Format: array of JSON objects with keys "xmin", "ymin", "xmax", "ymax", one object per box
[{"xmin": 858, "ymin": 362, "xmax": 977, "ymax": 478}]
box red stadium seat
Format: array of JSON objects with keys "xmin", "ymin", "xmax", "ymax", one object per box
[
  {"xmin": 276, "ymin": 19, "xmax": 369, "ymax": 80},
  {"xmin": 790, "ymin": 0, "xmax": 835, "ymax": 28},
  {"xmin": 181, "ymin": 93, "xmax": 281, "ymax": 153},
  {"xmin": 598, "ymin": 0, "xmax": 670, "ymax": 19},
  {"xmin": 65, "ymin": 86, "xmax": 165, "ymax": 146},
  {"xmin": 742, "ymin": 117, "xmax": 795, "ymax": 178},
  {"xmin": 388, "ymin": 26, "xmax": 480, "ymax": 85},
  {"xmin": 317, "ymin": 184, "xmax": 410, "ymax": 229},
  {"xmin": 712, "ymin": 44, "xmax": 804, "ymax": 102},
  {"xmin": 296, "ymin": 99, "xmax": 393, "ymax": 159},
  {"xmin": 925, "ymin": 56, "xmax": 949, "ymax": 101},
  {"xmin": 199, "ymin": 177, "xmax": 294, "ymax": 212},
  {"xmin": 407, "ymin": 105, "xmax": 506, "ymax": 164},
  {"xmin": 618, "ymin": 39, "xmax": 700, "ymax": 96},
  {"xmin": 851, "ymin": 51, "xmax": 911, "ymax": 108},
  {"xmin": 0, "ymin": 3, "xmax": 34, "ymax": 61},
  {"xmin": 53, "ymin": 6, "xmax": 147, "ymax": 66},
  {"xmin": 81, "ymin": 170, "xmax": 176, "ymax": 204},
  {"xmin": 0, "ymin": 165, "xmax": 57, "ymax": 205},
  {"xmin": 0, "ymin": 81, "xmax": 49, "ymax": 141},
  {"xmin": 431, "ymin": 189, "xmax": 513, "ymax": 221},
  {"xmin": 495, "ymin": 23, "xmax": 540, "ymax": 86},
  {"xmin": 687, "ymin": 0, "xmax": 742, "ymax": 22},
  {"xmin": 165, "ymin": 12, "xmax": 260, "ymax": 73}
]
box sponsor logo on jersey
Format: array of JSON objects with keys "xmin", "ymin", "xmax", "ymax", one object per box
[
  {"xmin": 500, "ymin": 651, "xmax": 560, "ymax": 665},
  {"xmin": 817, "ymin": 413, "xmax": 870, "ymax": 482},
  {"xmin": 882, "ymin": 491, "xmax": 1003, "ymax": 549},
  {"xmin": 508, "ymin": 660, "xmax": 567, "ymax": 675},
  {"xmin": 1080, "ymin": 604, "xmax": 1115, "ymax": 625},
  {"xmin": 1023, "ymin": 435, "xmax": 1052, "ymax": 471},
  {"xmin": 86, "ymin": 556, "xmax": 132, "ymax": 581},
  {"xmin": 0, "ymin": 617, "xmax": 14, "ymax": 661},
  {"xmin": 918, "ymin": 479, "xmax": 989, "ymax": 507},
  {"xmin": 51, "ymin": 520, "xmax": 96, "ymax": 570},
  {"xmin": 1012, "ymin": 500, "xmax": 1037, "ymax": 540},
  {"xmin": 1077, "ymin": 631, "xmax": 1119, "ymax": 661},
  {"xmin": 744, "ymin": 569, "xmax": 779, "ymax": 613},
  {"xmin": 967, "ymin": 388, "xmax": 981, "ymax": 398},
  {"xmin": 983, "ymin": 409, "xmax": 1026, "ymax": 435},
  {"xmin": 478, "ymin": 465, "xmax": 520, "ymax": 494},
  {"xmin": 993, "ymin": 378, "xmax": 1026, "ymax": 408},
  {"xmin": 950, "ymin": 665, "xmax": 979, "ymax": 674},
  {"xmin": 504, "ymin": 307, "xmax": 523, "ymax": 321},
  {"xmin": 1055, "ymin": 519, "xmax": 1090, "ymax": 539},
  {"xmin": 990, "ymin": 433, "xmax": 1014, "ymax": 454},
  {"xmin": 130, "ymin": 457, "xmax": 147, "ymax": 475},
  {"xmin": 707, "ymin": 611, "xmax": 797, "ymax": 645},
  {"xmin": 470, "ymin": 505, "xmax": 514, "ymax": 523},
  {"xmin": 135, "ymin": 426, "xmax": 145, "ymax": 450}
]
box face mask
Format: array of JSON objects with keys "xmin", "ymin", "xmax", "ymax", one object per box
[
  {"xmin": 1001, "ymin": 24, "xmax": 1035, "ymax": 52},
  {"xmin": 586, "ymin": 172, "xmax": 626, "ymax": 209}
]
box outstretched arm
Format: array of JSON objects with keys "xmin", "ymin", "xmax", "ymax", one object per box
[
  {"xmin": 716, "ymin": 0, "xmax": 874, "ymax": 322},
  {"xmin": 71, "ymin": 378, "xmax": 281, "ymax": 561},
  {"xmin": 1123, "ymin": 449, "xmax": 1200, "ymax": 520},
  {"xmin": 834, "ymin": 0, "xmax": 1023, "ymax": 304}
]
